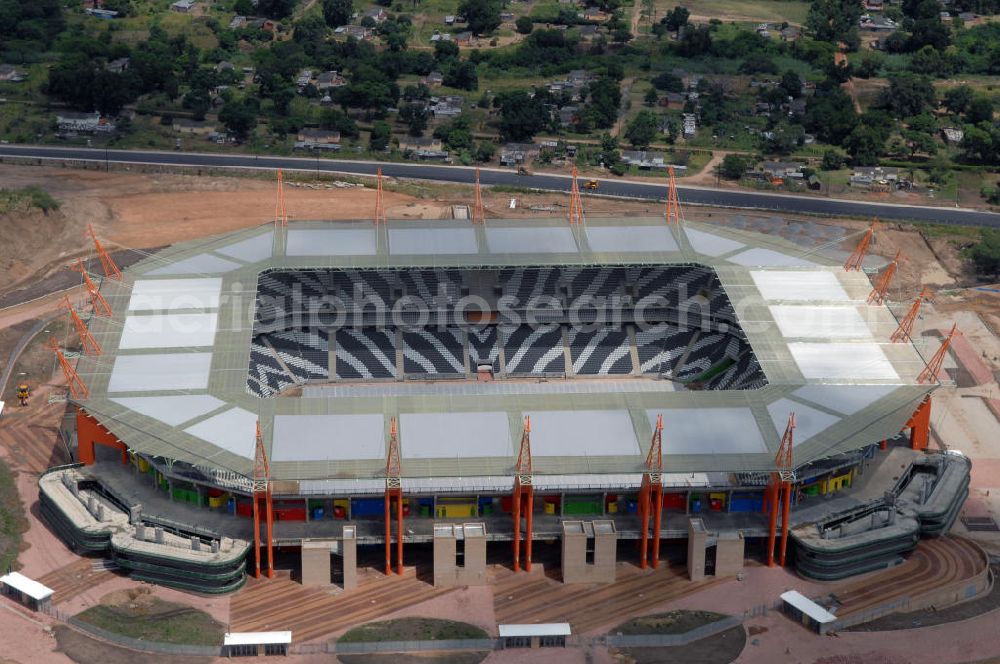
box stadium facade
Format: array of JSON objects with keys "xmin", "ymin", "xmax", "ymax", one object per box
[{"xmin": 39, "ymin": 217, "xmax": 968, "ymax": 589}]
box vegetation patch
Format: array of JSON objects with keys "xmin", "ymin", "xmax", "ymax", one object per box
[
  {"xmin": 74, "ymin": 589, "xmax": 225, "ymax": 646},
  {"xmin": 0, "ymin": 458, "xmax": 28, "ymax": 573},
  {"xmin": 0, "ymin": 187, "xmax": 60, "ymax": 215},
  {"xmin": 340, "ymin": 617, "xmax": 489, "ymax": 643},
  {"xmin": 613, "ymin": 609, "xmax": 728, "ymax": 636}
]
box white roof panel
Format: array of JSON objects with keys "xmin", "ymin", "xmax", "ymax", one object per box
[
  {"xmin": 119, "ymin": 313, "xmax": 219, "ymax": 349},
  {"xmin": 768, "ymin": 305, "xmax": 872, "ymax": 339},
  {"xmin": 649, "ymin": 408, "xmax": 768, "ymax": 455},
  {"xmin": 750, "ymin": 270, "xmax": 851, "ymax": 302},
  {"xmin": 184, "ymin": 408, "xmax": 259, "ymax": 459},
  {"xmin": 780, "ymin": 590, "xmax": 837, "ymax": 624},
  {"xmin": 789, "ymin": 342, "xmax": 899, "ymax": 381},
  {"xmin": 389, "ymin": 227, "xmax": 478, "ymax": 255},
  {"xmin": 791, "ymin": 384, "xmax": 899, "ymax": 416},
  {"xmin": 145, "ymin": 253, "xmax": 242, "ymax": 276},
  {"xmin": 0, "ymin": 572, "xmax": 54, "ymax": 601},
  {"xmin": 286, "ymin": 228, "xmax": 376, "ymax": 256},
  {"xmin": 728, "ymin": 248, "xmax": 817, "ymax": 268},
  {"xmin": 684, "ymin": 228, "xmax": 745, "ymax": 257},
  {"xmin": 215, "ymin": 231, "xmax": 274, "ymax": 262},
  {"xmin": 128, "ymin": 278, "xmax": 223, "ymax": 311},
  {"xmin": 499, "ymin": 623, "xmax": 572, "ymax": 637},
  {"xmin": 400, "ymin": 412, "xmax": 512, "ymax": 458},
  {"xmin": 528, "ymin": 410, "xmax": 640, "ymax": 457},
  {"xmin": 224, "ymin": 632, "xmax": 292, "ymax": 646},
  {"xmin": 585, "ymin": 226, "xmax": 678, "ymax": 253},
  {"xmin": 272, "ymin": 414, "xmax": 384, "ymax": 462},
  {"xmin": 766, "ymin": 398, "xmax": 841, "ymax": 447},
  {"xmin": 110, "ymin": 395, "xmax": 225, "ymax": 427},
  {"xmin": 485, "ymin": 227, "xmax": 578, "ymax": 254},
  {"xmin": 107, "ymin": 353, "xmax": 213, "ymax": 392}
]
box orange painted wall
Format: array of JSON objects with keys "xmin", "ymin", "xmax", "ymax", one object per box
[{"xmin": 76, "ymin": 408, "xmax": 127, "ymax": 464}]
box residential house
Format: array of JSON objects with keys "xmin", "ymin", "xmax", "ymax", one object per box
[
  {"xmin": 106, "ymin": 57, "xmax": 130, "ymax": 73},
  {"xmin": 295, "ymin": 128, "xmax": 342, "ymax": 150},
  {"xmin": 760, "ymin": 161, "xmax": 804, "ymax": 180},
  {"xmin": 499, "ymin": 142, "xmax": 541, "ymax": 165},
  {"xmin": 850, "ymin": 166, "xmax": 899, "ymax": 187},
  {"xmin": 500, "ymin": 12, "xmax": 515, "ymax": 22},
  {"xmin": 341, "ymin": 25, "xmax": 374, "ymax": 40},
  {"xmin": 941, "ymin": 127, "xmax": 964, "ymax": 144},
  {"xmin": 454, "ymin": 31, "xmax": 474, "ymax": 44},
  {"xmin": 621, "ymin": 150, "xmax": 669, "ymax": 169},
  {"xmin": 859, "ymin": 14, "xmax": 897, "ymax": 31},
  {"xmin": 216, "ymin": 60, "xmax": 235, "ymax": 74},
  {"xmin": 430, "ymin": 95, "xmax": 464, "ymax": 117},
  {"xmin": 296, "ymin": 69, "xmax": 314, "ymax": 90},
  {"xmin": 56, "ymin": 112, "xmax": 115, "ymax": 133},
  {"xmin": 780, "ymin": 26, "xmax": 801, "ymax": 41},
  {"xmin": 316, "ymin": 71, "xmax": 346, "ymax": 90},
  {"xmin": 172, "ymin": 119, "xmax": 216, "ymax": 136},
  {"xmin": 958, "ymin": 11, "xmax": 978, "ymax": 22},
  {"xmin": 399, "ymin": 136, "xmax": 448, "ymax": 159},
  {"xmin": 557, "ymin": 106, "xmax": 580, "ymax": 127},
  {"xmin": 658, "ymin": 92, "xmax": 686, "ymax": 109},
  {"xmin": 84, "ymin": 7, "xmax": 119, "ymax": 18},
  {"xmin": 682, "ymin": 113, "xmax": 697, "ymax": 138},
  {"xmin": 568, "ymin": 70, "xmax": 596, "ymax": 86},
  {"xmin": 430, "ymin": 32, "xmax": 453, "ymax": 42},
  {"xmin": 579, "ymin": 25, "xmax": 601, "ymax": 41},
  {"xmin": 365, "ymin": 7, "xmax": 388, "ymax": 23},
  {"xmin": 444, "ymin": 15, "xmax": 456, "ymax": 24},
  {"xmin": 423, "ymin": 71, "xmax": 444, "ymax": 86},
  {"xmin": 249, "ymin": 18, "xmax": 277, "ymax": 31},
  {"xmin": 581, "ymin": 8, "xmax": 607, "ymax": 21},
  {"xmin": 865, "ymin": 0, "xmax": 884, "ymax": 10},
  {"xmin": 229, "ymin": 15, "xmax": 247, "ymax": 28},
  {"xmin": 787, "ymin": 98, "xmax": 807, "ymax": 116},
  {"xmin": 171, "ymin": 0, "xmax": 196, "ymax": 12},
  {"xmin": 756, "ymin": 23, "xmax": 771, "ymax": 38},
  {"xmin": 0, "ymin": 64, "xmax": 21, "ymax": 82}
]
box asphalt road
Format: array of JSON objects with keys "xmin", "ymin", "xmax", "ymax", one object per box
[{"xmin": 2, "ymin": 144, "xmax": 998, "ymax": 227}]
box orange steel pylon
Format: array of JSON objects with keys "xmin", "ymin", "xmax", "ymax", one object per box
[
  {"xmin": 62, "ymin": 296, "xmax": 101, "ymax": 356},
  {"xmin": 568, "ymin": 167, "xmax": 584, "ymax": 225},
  {"xmin": 473, "ymin": 168, "xmax": 485, "ymax": 225},
  {"xmin": 374, "ymin": 167, "xmax": 387, "ymax": 226},
  {"xmin": 867, "ymin": 250, "xmax": 902, "ymax": 305},
  {"xmin": 638, "ymin": 414, "xmax": 664, "ymax": 569},
  {"xmin": 86, "ymin": 224, "xmax": 121, "ymax": 280},
  {"xmin": 766, "ymin": 413, "xmax": 795, "ymax": 567},
  {"xmin": 891, "ymin": 287, "xmax": 932, "ymax": 343},
  {"xmin": 844, "ymin": 219, "xmax": 877, "ymax": 271},
  {"xmin": 252, "ymin": 421, "xmax": 274, "ymax": 579},
  {"xmin": 918, "ymin": 323, "xmax": 959, "ymax": 384},
  {"xmin": 274, "ymin": 169, "xmax": 288, "ymax": 227},
  {"xmin": 665, "ymin": 167, "xmax": 680, "ymax": 225},
  {"xmin": 71, "ymin": 259, "xmax": 112, "ymax": 318},
  {"xmin": 512, "ymin": 416, "xmax": 534, "ymax": 572},
  {"xmin": 48, "ymin": 337, "xmax": 89, "ymax": 399},
  {"xmin": 384, "ymin": 417, "xmax": 403, "ymax": 575}
]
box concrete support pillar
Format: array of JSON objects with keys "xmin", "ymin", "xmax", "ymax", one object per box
[
  {"xmin": 687, "ymin": 517, "xmax": 707, "ymax": 581},
  {"xmin": 561, "ymin": 520, "xmax": 617, "ymax": 584},
  {"xmin": 342, "ymin": 525, "xmax": 357, "ymax": 590},
  {"xmin": 433, "ymin": 523, "xmax": 487, "ymax": 587}
]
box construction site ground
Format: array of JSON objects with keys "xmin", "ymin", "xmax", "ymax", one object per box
[{"xmin": 0, "ymin": 164, "xmax": 999, "ymax": 663}]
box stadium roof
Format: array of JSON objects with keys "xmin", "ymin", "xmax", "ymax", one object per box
[{"xmin": 75, "ymin": 218, "xmax": 934, "ymax": 489}]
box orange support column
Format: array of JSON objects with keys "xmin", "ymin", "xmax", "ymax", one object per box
[
  {"xmin": 907, "ymin": 397, "xmax": 932, "ymax": 450},
  {"xmin": 253, "ymin": 492, "xmax": 263, "ymax": 578},
  {"xmin": 512, "ymin": 483, "xmax": 522, "ymax": 572},
  {"xmin": 651, "ymin": 482, "xmax": 663, "ymax": 568},
  {"xmin": 778, "ymin": 482, "xmax": 792, "ymax": 566},
  {"xmin": 523, "ymin": 486, "xmax": 533, "ymax": 572},
  {"xmin": 638, "ymin": 482, "xmax": 650, "ymax": 570},
  {"xmin": 880, "ymin": 439, "xmax": 888, "ymax": 450},
  {"xmin": 765, "ymin": 481, "xmax": 779, "ymax": 566}
]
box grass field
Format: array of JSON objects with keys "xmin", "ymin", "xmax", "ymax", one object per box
[
  {"xmin": 75, "ymin": 597, "xmax": 225, "ymax": 646},
  {"xmin": 340, "ymin": 618, "xmax": 489, "ymax": 643},
  {"xmin": 656, "ymin": 0, "xmax": 810, "ymax": 26},
  {"xmin": 0, "ymin": 458, "xmax": 28, "ymax": 573},
  {"xmin": 614, "ymin": 610, "xmax": 728, "ymax": 635}
]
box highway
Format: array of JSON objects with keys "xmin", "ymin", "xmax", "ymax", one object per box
[{"xmin": 1, "ymin": 144, "xmax": 998, "ymax": 227}]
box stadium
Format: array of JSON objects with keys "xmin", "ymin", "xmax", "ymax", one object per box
[{"xmin": 37, "ymin": 212, "xmax": 970, "ymax": 594}]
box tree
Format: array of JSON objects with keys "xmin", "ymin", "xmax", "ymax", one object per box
[
  {"xmin": 322, "ymin": 0, "xmax": 353, "ymax": 27},
  {"xmin": 652, "ymin": 72, "xmax": 683, "ymax": 92},
  {"xmin": 844, "ymin": 125, "xmax": 886, "ymax": 165},
  {"xmin": 719, "ymin": 154, "xmax": 752, "ymax": 179},
  {"xmin": 970, "ymin": 229, "xmax": 1000, "ymax": 277},
  {"xmin": 515, "ymin": 16, "xmax": 533, "ymax": 34},
  {"xmin": 234, "ymin": 0, "xmax": 254, "ymax": 14},
  {"xmin": 677, "ymin": 24, "xmax": 712, "ymax": 57},
  {"xmin": 497, "ymin": 90, "xmax": 549, "ymax": 141},
  {"xmin": 780, "ymin": 71, "xmax": 803, "ymax": 98},
  {"xmin": 966, "ymin": 95, "xmax": 995, "ymax": 124},
  {"xmin": 807, "ymin": 0, "xmax": 862, "ymax": 43},
  {"xmin": 944, "ymin": 85, "xmax": 974, "ymax": 115},
  {"xmin": 369, "ymin": 121, "xmax": 392, "ymax": 151},
  {"xmin": 458, "ymin": 0, "xmax": 502, "ymax": 35},
  {"xmin": 624, "ymin": 110, "xmax": 659, "ymax": 148},
  {"xmin": 399, "ymin": 102, "xmax": 429, "ymax": 136},
  {"xmin": 434, "ymin": 40, "xmax": 460, "ymax": 62},
  {"xmin": 663, "ymin": 6, "xmax": 690, "ymax": 34},
  {"xmin": 879, "ymin": 75, "xmax": 935, "ymax": 117},
  {"xmin": 764, "ymin": 121, "xmax": 806, "ymax": 154},
  {"xmin": 219, "ymin": 99, "xmax": 258, "ymax": 139},
  {"xmin": 444, "ymin": 60, "xmax": 478, "ymax": 91},
  {"xmin": 257, "ymin": 0, "xmax": 296, "ymax": 19},
  {"xmin": 960, "ymin": 125, "xmax": 994, "ymax": 161},
  {"xmin": 821, "ymin": 149, "xmax": 845, "ymax": 170},
  {"xmin": 644, "ymin": 87, "xmax": 658, "ymax": 107},
  {"xmin": 319, "ymin": 108, "xmax": 359, "ymax": 137},
  {"xmin": 585, "ymin": 77, "xmax": 621, "ymax": 129},
  {"xmin": 803, "ymin": 88, "xmax": 858, "ymax": 145},
  {"xmin": 475, "ymin": 141, "xmax": 496, "ymax": 162}
]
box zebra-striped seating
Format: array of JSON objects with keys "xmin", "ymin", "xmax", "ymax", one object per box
[
  {"xmin": 569, "ymin": 326, "xmax": 633, "ymax": 375},
  {"xmin": 502, "ymin": 324, "xmax": 565, "ymax": 374},
  {"xmin": 335, "ymin": 328, "xmax": 398, "ymax": 379},
  {"xmin": 635, "ymin": 324, "xmax": 697, "ymax": 375},
  {"xmin": 402, "ymin": 328, "xmax": 465, "ymax": 375}
]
